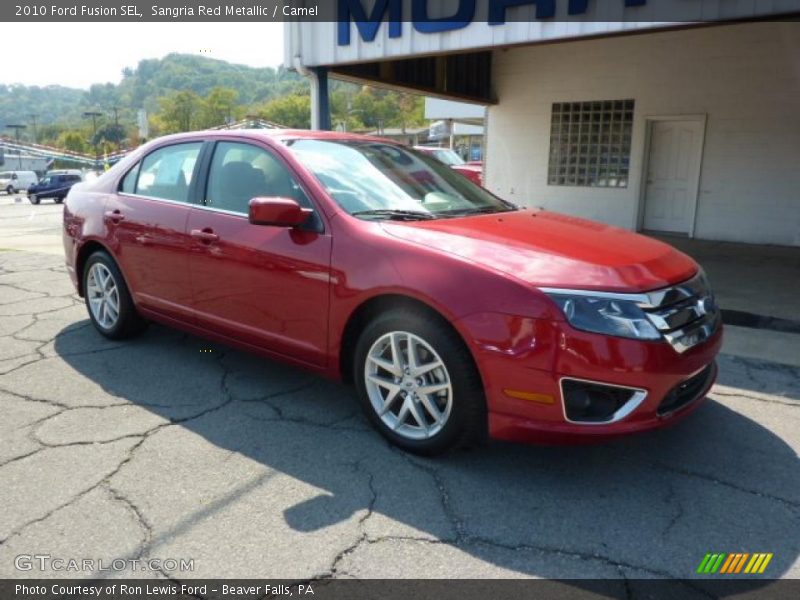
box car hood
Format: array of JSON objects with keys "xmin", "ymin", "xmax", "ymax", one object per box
[{"xmin": 381, "ymin": 209, "xmax": 697, "ymax": 292}]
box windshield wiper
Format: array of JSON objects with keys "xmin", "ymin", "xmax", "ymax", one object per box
[
  {"xmin": 440, "ymin": 205, "xmax": 518, "ymax": 217},
  {"xmin": 351, "ymin": 209, "xmax": 437, "ymax": 221}
]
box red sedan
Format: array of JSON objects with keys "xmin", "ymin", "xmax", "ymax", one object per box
[{"xmin": 63, "ymin": 130, "xmax": 721, "ymax": 455}]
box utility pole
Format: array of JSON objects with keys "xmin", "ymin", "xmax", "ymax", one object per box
[
  {"xmin": 83, "ymin": 111, "xmax": 103, "ymax": 158},
  {"xmin": 29, "ymin": 114, "xmax": 38, "ymax": 144},
  {"xmin": 110, "ymin": 107, "xmax": 121, "ymax": 151},
  {"xmin": 6, "ymin": 124, "xmax": 27, "ymax": 168}
]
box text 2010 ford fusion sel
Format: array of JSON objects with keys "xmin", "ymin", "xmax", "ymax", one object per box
[{"xmin": 63, "ymin": 130, "xmax": 722, "ymax": 454}]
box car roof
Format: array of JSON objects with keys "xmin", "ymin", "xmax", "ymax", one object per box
[{"xmin": 151, "ymin": 128, "xmax": 401, "ymax": 147}]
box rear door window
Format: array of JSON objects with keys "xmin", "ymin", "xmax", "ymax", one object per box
[{"xmin": 136, "ymin": 143, "xmax": 202, "ymax": 203}]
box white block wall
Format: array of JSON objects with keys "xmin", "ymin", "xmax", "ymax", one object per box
[{"xmin": 485, "ymin": 22, "xmax": 800, "ymax": 246}]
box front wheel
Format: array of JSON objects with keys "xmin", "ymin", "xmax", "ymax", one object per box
[
  {"xmin": 354, "ymin": 308, "xmax": 486, "ymax": 455},
  {"xmin": 7, "ymin": 185, "xmax": 15, "ymax": 195},
  {"xmin": 28, "ymin": 194, "xmax": 39, "ymax": 205},
  {"xmin": 83, "ymin": 251, "xmax": 147, "ymax": 339}
]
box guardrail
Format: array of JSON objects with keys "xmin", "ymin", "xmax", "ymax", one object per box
[{"xmin": 0, "ymin": 137, "xmax": 130, "ymax": 167}]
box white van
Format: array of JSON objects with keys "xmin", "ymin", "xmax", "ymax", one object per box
[{"xmin": 0, "ymin": 171, "xmax": 39, "ymax": 194}]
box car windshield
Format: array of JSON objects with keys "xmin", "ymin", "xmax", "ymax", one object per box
[
  {"xmin": 431, "ymin": 149, "xmax": 465, "ymax": 166},
  {"xmin": 286, "ymin": 139, "xmax": 513, "ymax": 220}
]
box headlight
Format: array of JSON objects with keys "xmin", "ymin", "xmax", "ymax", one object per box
[{"xmin": 545, "ymin": 293, "xmax": 661, "ymax": 340}]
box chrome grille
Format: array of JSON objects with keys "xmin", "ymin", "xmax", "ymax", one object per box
[{"xmin": 640, "ymin": 272, "xmax": 721, "ymax": 353}]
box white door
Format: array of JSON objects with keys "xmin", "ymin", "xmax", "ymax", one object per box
[{"xmin": 642, "ymin": 119, "xmax": 704, "ymax": 235}]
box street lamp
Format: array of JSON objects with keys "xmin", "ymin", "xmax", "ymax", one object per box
[
  {"xmin": 6, "ymin": 124, "xmax": 27, "ymax": 168},
  {"xmin": 29, "ymin": 114, "xmax": 38, "ymax": 144}
]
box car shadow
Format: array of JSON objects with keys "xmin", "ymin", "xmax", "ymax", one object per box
[{"xmin": 53, "ymin": 323, "xmax": 798, "ymax": 593}]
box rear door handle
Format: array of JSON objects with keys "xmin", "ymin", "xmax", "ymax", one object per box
[
  {"xmin": 190, "ymin": 228, "xmax": 219, "ymax": 243},
  {"xmin": 104, "ymin": 210, "xmax": 125, "ymax": 222}
]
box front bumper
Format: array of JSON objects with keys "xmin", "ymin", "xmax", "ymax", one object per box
[{"xmin": 456, "ymin": 312, "xmax": 723, "ymax": 444}]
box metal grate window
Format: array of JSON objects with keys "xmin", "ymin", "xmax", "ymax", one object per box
[{"xmin": 548, "ymin": 99, "xmax": 634, "ymax": 188}]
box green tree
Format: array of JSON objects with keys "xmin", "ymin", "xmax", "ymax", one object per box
[
  {"xmin": 395, "ymin": 93, "xmax": 425, "ymax": 132},
  {"xmin": 158, "ymin": 90, "xmax": 201, "ymax": 133},
  {"xmin": 257, "ymin": 94, "xmax": 311, "ymax": 129},
  {"xmin": 197, "ymin": 87, "xmax": 239, "ymax": 128},
  {"xmin": 37, "ymin": 124, "xmax": 66, "ymax": 147},
  {"xmin": 57, "ymin": 131, "xmax": 88, "ymax": 153},
  {"xmin": 92, "ymin": 123, "xmax": 127, "ymax": 147}
]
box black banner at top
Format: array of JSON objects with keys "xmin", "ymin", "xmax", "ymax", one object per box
[{"xmin": 4, "ymin": 0, "xmax": 800, "ymax": 22}]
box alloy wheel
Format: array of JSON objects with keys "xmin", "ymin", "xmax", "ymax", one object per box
[
  {"xmin": 364, "ymin": 331, "xmax": 453, "ymax": 440},
  {"xmin": 86, "ymin": 263, "xmax": 120, "ymax": 330}
]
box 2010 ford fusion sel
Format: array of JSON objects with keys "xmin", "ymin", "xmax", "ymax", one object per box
[{"xmin": 63, "ymin": 130, "xmax": 722, "ymax": 454}]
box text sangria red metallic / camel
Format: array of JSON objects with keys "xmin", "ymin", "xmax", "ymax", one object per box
[{"xmin": 63, "ymin": 130, "xmax": 722, "ymax": 454}]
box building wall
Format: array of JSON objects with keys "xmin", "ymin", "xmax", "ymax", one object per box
[
  {"xmin": 485, "ymin": 22, "xmax": 800, "ymax": 246},
  {"xmin": 289, "ymin": 1, "xmax": 800, "ymax": 68}
]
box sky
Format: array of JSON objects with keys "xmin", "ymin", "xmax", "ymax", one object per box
[{"xmin": 7, "ymin": 23, "xmax": 285, "ymax": 89}]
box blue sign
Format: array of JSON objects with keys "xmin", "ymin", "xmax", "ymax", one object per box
[{"xmin": 338, "ymin": 0, "xmax": 648, "ymax": 46}]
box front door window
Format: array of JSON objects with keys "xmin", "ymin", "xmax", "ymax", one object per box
[{"xmin": 205, "ymin": 142, "xmax": 309, "ymax": 213}]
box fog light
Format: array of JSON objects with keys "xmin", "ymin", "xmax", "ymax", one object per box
[{"xmin": 560, "ymin": 379, "xmax": 646, "ymax": 424}]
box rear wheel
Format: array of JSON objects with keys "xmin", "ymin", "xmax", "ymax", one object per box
[
  {"xmin": 83, "ymin": 251, "xmax": 147, "ymax": 339},
  {"xmin": 354, "ymin": 308, "xmax": 486, "ymax": 455},
  {"xmin": 54, "ymin": 197, "xmax": 64, "ymax": 204}
]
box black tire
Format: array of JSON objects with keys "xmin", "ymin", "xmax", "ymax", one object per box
[
  {"xmin": 28, "ymin": 195, "xmax": 39, "ymax": 205},
  {"xmin": 353, "ymin": 307, "xmax": 486, "ymax": 455},
  {"xmin": 82, "ymin": 251, "xmax": 147, "ymax": 340},
  {"xmin": 54, "ymin": 197, "xmax": 64, "ymax": 204},
  {"xmin": 6, "ymin": 185, "xmax": 13, "ymax": 195}
]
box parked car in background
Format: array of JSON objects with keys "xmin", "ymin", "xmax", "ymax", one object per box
[
  {"xmin": 49, "ymin": 168, "xmax": 83, "ymax": 179},
  {"xmin": 414, "ymin": 145, "xmax": 483, "ymax": 186},
  {"xmin": 28, "ymin": 170, "xmax": 83, "ymax": 204},
  {"xmin": 63, "ymin": 130, "xmax": 721, "ymax": 455},
  {"xmin": 0, "ymin": 170, "xmax": 39, "ymax": 194}
]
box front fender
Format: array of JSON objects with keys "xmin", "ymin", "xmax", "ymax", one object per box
[{"xmin": 327, "ymin": 216, "xmax": 562, "ymax": 378}]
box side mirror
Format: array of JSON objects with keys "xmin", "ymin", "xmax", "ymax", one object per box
[{"xmin": 248, "ymin": 197, "xmax": 313, "ymax": 228}]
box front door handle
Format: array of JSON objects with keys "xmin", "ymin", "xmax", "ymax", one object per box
[
  {"xmin": 190, "ymin": 228, "xmax": 219, "ymax": 243},
  {"xmin": 104, "ymin": 210, "xmax": 125, "ymax": 223}
]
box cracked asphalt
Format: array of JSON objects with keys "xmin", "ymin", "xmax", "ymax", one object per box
[{"xmin": 0, "ymin": 195, "xmax": 798, "ymax": 586}]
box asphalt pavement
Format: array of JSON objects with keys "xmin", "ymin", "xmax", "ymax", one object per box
[{"xmin": 0, "ymin": 193, "xmax": 797, "ymax": 589}]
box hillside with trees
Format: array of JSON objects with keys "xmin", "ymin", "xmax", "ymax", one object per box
[{"xmin": 0, "ymin": 53, "xmax": 427, "ymax": 154}]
